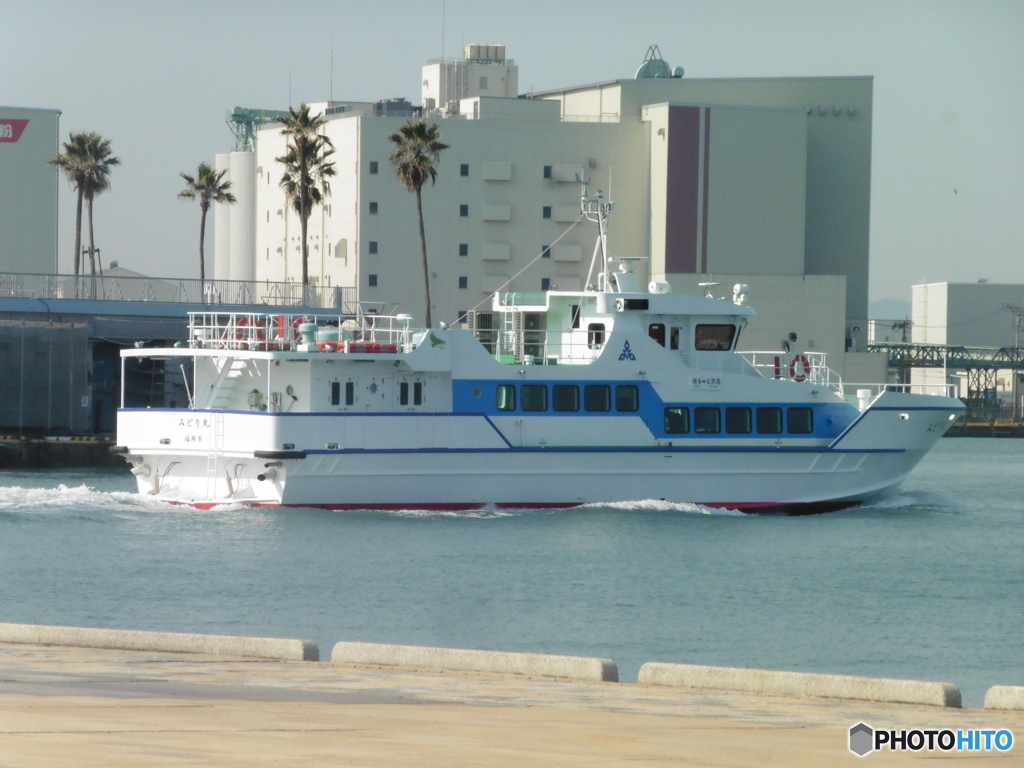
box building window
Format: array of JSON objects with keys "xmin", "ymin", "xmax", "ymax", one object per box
[
  {"xmin": 664, "ymin": 407, "xmax": 690, "ymax": 434},
  {"xmin": 542, "ymin": 206, "xmax": 552, "ymax": 219},
  {"xmin": 479, "ymin": 76, "xmax": 488, "ymax": 89},
  {"xmin": 459, "ymin": 276, "xmax": 468, "ymax": 289},
  {"xmin": 542, "ymin": 245, "xmax": 551, "ymax": 258},
  {"xmin": 369, "ymin": 201, "xmax": 378, "ymax": 214},
  {"xmin": 460, "ymin": 163, "xmax": 469, "ymax": 177},
  {"xmin": 459, "ymin": 204, "xmax": 469, "ymax": 217},
  {"xmin": 459, "ymin": 243, "xmax": 468, "ymax": 256},
  {"xmin": 541, "ymin": 278, "xmax": 551, "ymax": 291},
  {"xmin": 457, "ymin": 310, "xmax": 468, "ymax": 324},
  {"xmin": 369, "ymin": 161, "xmax": 379, "ymax": 174},
  {"xmin": 368, "ymin": 274, "xmax": 378, "ymax": 287},
  {"xmin": 543, "ymin": 165, "xmax": 552, "ymax": 179},
  {"xmin": 369, "ymin": 241, "xmax": 378, "ymax": 254}
]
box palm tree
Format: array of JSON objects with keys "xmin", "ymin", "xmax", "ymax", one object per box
[
  {"xmin": 388, "ymin": 119, "xmax": 449, "ymax": 329},
  {"xmin": 178, "ymin": 162, "xmax": 236, "ymax": 296},
  {"xmin": 50, "ymin": 132, "xmax": 120, "ymax": 277},
  {"xmin": 276, "ymin": 105, "xmax": 335, "ymax": 293}
]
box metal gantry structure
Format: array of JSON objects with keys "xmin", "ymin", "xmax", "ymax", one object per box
[{"xmin": 867, "ymin": 341, "xmax": 1024, "ymax": 402}]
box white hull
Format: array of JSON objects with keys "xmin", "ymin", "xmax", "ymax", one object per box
[{"xmin": 119, "ymin": 392, "xmax": 959, "ymax": 514}]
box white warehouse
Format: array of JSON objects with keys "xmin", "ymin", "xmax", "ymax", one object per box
[{"xmin": 220, "ymin": 46, "xmax": 883, "ymax": 382}]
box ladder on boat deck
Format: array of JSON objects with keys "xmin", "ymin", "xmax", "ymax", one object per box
[
  {"xmin": 208, "ymin": 357, "xmax": 249, "ymax": 410},
  {"xmin": 205, "ymin": 411, "xmax": 225, "ymax": 499},
  {"xmin": 502, "ymin": 310, "xmax": 524, "ymax": 363}
]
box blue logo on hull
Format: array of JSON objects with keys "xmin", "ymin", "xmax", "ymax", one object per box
[{"xmin": 619, "ymin": 341, "xmax": 636, "ymax": 361}]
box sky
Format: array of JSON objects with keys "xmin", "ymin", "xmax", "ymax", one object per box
[{"xmin": 3, "ymin": 0, "xmax": 1022, "ymax": 304}]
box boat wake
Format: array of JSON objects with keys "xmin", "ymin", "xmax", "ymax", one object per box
[
  {"xmin": 583, "ymin": 499, "xmax": 747, "ymax": 516},
  {"xmin": 0, "ymin": 482, "xmax": 169, "ymax": 518},
  {"xmin": 857, "ymin": 489, "xmax": 954, "ymax": 513}
]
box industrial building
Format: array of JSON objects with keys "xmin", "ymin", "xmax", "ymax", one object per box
[
  {"xmin": 221, "ymin": 46, "xmax": 883, "ymax": 382},
  {"xmin": 911, "ymin": 282, "xmax": 1024, "ymax": 412},
  {"xmin": 0, "ymin": 106, "xmax": 61, "ymax": 274}
]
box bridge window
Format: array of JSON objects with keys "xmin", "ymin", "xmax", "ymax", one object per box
[
  {"xmin": 664, "ymin": 407, "xmax": 689, "ymax": 434},
  {"xmin": 497, "ymin": 384, "xmax": 516, "ymax": 411},
  {"xmin": 695, "ymin": 324, "xmax": 736, "ymax": 351},
  {"xmin": 725, "ymin": 407, "xmax": 752, "ymax": 434},
  {"xmin": 787, "ymin": 407, "xmax": 814, "ymax": 434},
  {"xmin": 615, "ymin": 385, "xmax": 639, "ymax": 412},
  {"xmin": 694, "ymin": 407, "xmax": 720, "ymax": 434},
  {"xmin": 756, "ymin": 407, "xmax": 783, "ymax": 434},
  {"xmin": 552, "ymin": 384, "xmax": 579, "ymax": 412},
  {"xmin": 521, "ymin": 384, "xmax": 548, "ymax": 412},
  {"xmin": 648, "ymin": 323, "xmax": 666, "ymax": 347},
  {"xmin": 584, "ymin": 385, "xmax": 610, "ymax": 412}
]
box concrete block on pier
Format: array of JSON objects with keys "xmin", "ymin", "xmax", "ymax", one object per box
[
  {"xmin": 0, "ymin": 622, "xmax": 318, "ymax": 661},
  {"xmin": 331, "ymin": 641, "xmax": 618, "ymax": 682},
  {"xmin": 984, "ymin": 686, "xmax": 1024, "ymax": 710},
  {"xmin": 637, "ymin": 662, "xmax": 961, "ymax": 707}
]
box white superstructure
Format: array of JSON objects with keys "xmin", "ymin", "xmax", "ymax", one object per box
[{"xmin": 117, "ymin": 189, "xmax": 961, "ymax": 513}]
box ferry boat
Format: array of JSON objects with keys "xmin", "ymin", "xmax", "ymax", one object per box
[{"xmin": 114, "ymin": 191, "xmax": 963, "ymax": 514}]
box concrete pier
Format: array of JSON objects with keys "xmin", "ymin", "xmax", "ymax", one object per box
[{"xmin": 1, "ymin": 643, "xmax": 1022, "ymax": 766}]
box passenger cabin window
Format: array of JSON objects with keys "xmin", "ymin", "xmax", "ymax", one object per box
[
  {"xmin": 664, "ymin": 407, "xmax": 689, "ymax": 434},
  {"xmin": 648, "ymin": 323, "xmax": 666, "ymax": 347},
  {"xmin": 725, "ymin": 407, "xmax": 752, "ymax": 434},
  {"xmin": 521, "ymin": 384, "xmax": 548, "ymax": 412},
  {"xmin": 345, "ymin": 382, "xmax": 355, "ymax": 406},
  {"xmin": 399, "ymin": 382, "xmax": 409, "ymax": 406},
  {"xmin": 552, "ymin": 384, "xmax": 579, "ymax": 412},
  {"xmin": 694, "ymin": 324, "xmax": 736, "ymax": 351},
  {"xmin": 331, "ymin": 381, "xmax": 341, "ymax": 406},
  {"xmin": 587, "ymin": 323, "xmax": 606, "ymax": 349},
  {"xmin": 694, "ymin": 407, "xmax": 721, "ymax": 434},
  {"xmin": 615, "ymin": 385, "xmax": 639, "ymax": 412},
  {"xmin": 584, "ymin": 385, "xmax": 611, "ymax": 412},
  {"xmin": 756, "ymin": 407, "xmax": 783, "ymax": 434},
  {"xmin": 497, "ymin": 384, "xmax": 516, "ymax": 411},
  {"xmin": 414, "ymin": 382, "xmax": 423, "ymax": 406},
  {"xmin": 787, "ymin": 407, "xmax": 814, "ymax": 434}
]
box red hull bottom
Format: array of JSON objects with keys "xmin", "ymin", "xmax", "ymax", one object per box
[{"xmin": 181, "ymin": 500, "xmax": 862, "ymax": 516}]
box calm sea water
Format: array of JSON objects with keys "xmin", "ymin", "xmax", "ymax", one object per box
[{"xmin": 0, "ymin": 438, "xmax": 1020, "ymax": 707}]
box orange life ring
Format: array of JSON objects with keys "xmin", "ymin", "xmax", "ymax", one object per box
[
  {"xmin": 789, "ymin": 354, "xmax": 811, "ymax": 383},
  {"xmin": 316, "ymin": 341, "xmax": 344, "ymax": 352}
]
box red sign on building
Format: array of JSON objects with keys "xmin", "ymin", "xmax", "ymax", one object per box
[{"xmin": 0, "ymin": 119, "xmax": 30, "ymax": 142}]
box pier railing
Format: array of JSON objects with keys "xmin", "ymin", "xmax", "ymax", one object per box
[{"xmin": 0, "ymin": 271, "xmax": 356, "ymax": 311}]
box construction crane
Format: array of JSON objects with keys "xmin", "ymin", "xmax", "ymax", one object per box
[{"xmin": 225, "ymin": 107, "xmax": 291, "ymax": 152}]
